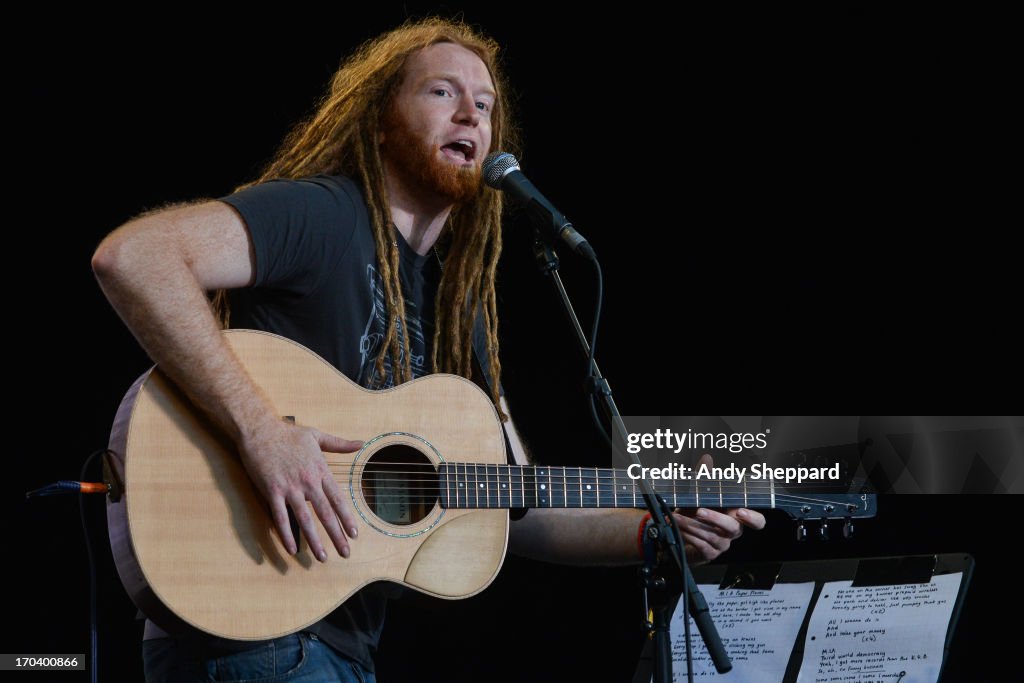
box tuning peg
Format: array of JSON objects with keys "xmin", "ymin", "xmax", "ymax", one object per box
[
  {"xmin": 843, "ymin": 518, "xmax": 854, "ymax": 539},
  {"xmin": 796, "ymin": 522, "xmax": 808, "ymax": 542},
  {"xmin": 819, "ymin": 519, "xmax": 830, "ymax": 541}
]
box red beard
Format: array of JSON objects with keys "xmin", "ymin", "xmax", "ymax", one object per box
[{"xmin": 380, "ymin": 108, "xmax": 482, "ymax": 205}]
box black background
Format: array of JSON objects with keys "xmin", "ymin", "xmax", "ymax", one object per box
[{"xmin": 10, "ymin": 6, "xmax": 1019, "ymax": 682}]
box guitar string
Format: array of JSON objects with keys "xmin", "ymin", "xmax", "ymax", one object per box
[
  {"xmin": 322, "ymin": 462, "xmax": 856, "ymax": 476},
  {"xmin": 317, "ymin": 480, "xmax": 865, "ymax": 509},
  {"xmin": 322, "ymin": 473, "xmax": 862, "ymax": 496},
  {"xmin": 332, "ymin": 478, "xmax": 858, "ymax": 495},
  {"xmin": 321, "ymin": 470, "xmax": 860, "ymax": 494},
  {"xmin": 323, "ymin": 468, "xmax": 854, "ymax": 485},
  {"xmin": 325, "ymin": 473, "xmax": 857, "ymax": 490},
  {"xmin": 343, "ymin": 492, "xmax": 862, "ymax": 510},
  {"xmin": 321, "ymin": 462, "xmax": 857, "ymax": 487}
]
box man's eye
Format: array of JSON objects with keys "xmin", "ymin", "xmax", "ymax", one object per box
[
  {"xmin": 476, "ymin": 102, "xmax": 490, "ymax": 112},
  {"xmin": 433, "ymin": 88, "xmax": 450, "ymax": 97}
]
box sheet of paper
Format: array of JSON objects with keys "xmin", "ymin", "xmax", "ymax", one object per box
[
  {"xmin": 665, "ymin": 582, "xmax": 816, "ymax": 681},
  {"xmin": 796, "ymin": 573, "xmax": 962, "ymax": 683}
]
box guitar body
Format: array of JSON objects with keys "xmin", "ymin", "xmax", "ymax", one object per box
[{"xmin": 107, "ymin": 329, "xmax": 509, "ymax": 641}]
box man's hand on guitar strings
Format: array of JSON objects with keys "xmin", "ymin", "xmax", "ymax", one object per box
[{"xmin": 238, "ymin": 418, "xmax": 363, "ymax": 561}]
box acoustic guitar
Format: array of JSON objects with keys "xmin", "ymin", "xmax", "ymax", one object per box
[{"xmin": 106, "ymin": 329, "xmax": 875, "ymax": 641}]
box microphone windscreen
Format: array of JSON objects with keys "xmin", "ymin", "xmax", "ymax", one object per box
[{"xmin": 483, "ymin": 152, "xmax": 520, "ymax": 189}]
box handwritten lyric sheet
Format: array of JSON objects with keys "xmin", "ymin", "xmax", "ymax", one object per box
[
  {"xmin": 668, "ymin": 583, "xmax": 816, "ymax": 681},
  {"xmin": 796, "ymin": 573, "xmax": 962, "ymax": 683}
]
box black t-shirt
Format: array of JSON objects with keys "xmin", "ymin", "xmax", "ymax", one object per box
[{"xmin": 224, "ymin": 173, "xmax": 438, "ymax": 387}]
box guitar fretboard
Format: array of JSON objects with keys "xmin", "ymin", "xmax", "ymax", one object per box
[{"xmin": 438, "ymin": 464, "xmax": 776, "ymax": 510}]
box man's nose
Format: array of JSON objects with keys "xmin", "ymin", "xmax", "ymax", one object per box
[{"xmin": 454, "ymin": 95, "xmax": 480, "ymax": 126}]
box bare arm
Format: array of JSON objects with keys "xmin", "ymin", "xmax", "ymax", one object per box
[
  {"xmin": 92, "ymin": 200, "xmax": 359, "ymax": 561},
  {"xmin": 502, "ymin": 399, "xmax": 765, "ymax": 566}
]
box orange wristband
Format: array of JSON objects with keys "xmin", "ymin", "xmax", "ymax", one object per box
[{"xmin": 636, "ymin": 512, "xmax": 652, "ymax": 558}]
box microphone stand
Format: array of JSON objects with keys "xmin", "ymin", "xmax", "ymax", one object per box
[{"xmin": 529, "ymin": 231, "xmax": 732, "ymax": 683}]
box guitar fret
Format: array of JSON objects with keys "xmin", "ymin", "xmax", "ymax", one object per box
[
  {"xmin": 475, "ymin": 464, "xmax": 483, "ymax": 507},
  {"xmin": 438, "ymin": 464, "xmax": 446, "ymax": 508},
  {"xmin": 521, "ymin": 466, "xmax": 528, "ymax": 509},
  {"xmin": 484, "ymin": 464, "xmax": 490, "ymax": 507},
  {"xmin": 443, "ymin": 463, "xmax": 451, "ymax": 509},
  {"xmin": 597, "ymin": 468, "xmax": 614, "ymax": 508},
  {"xmin": 553, "ymin": 466, "xmax": 566, "ymax": 508},
  {"xmin": 581, "ymin": 467, "xmax": 596, "ymax": 508},
  {"xmin": 529, "ymin": 466, "xmax": 538, "ymax": 508},
  {"xmin": 459, "ymin": 463, "xmax": 468, "ymax": 508},
  {"xmin": 460, "ymin": 463, "xmax": 467, "ymax": 509},
  {"xmin": 449, "ymin": 463, "xmax": 455, "ymax": 508},
  {"xmin": 494, "ymin": 464, "xmax": 502, "ymax": 509},
  {"xmin": 480, "ymin": 464, "xmax": 490, "ymax": 508},
  {"xmin": 500, "ymin": 465, "xmax": 510, "ymax": 509},
  {"xmin": 548, "ymin": 468, "xmax": 555, "ymax": 508},
  {"xmin": 551, "ymin": 466, "xmax": 564, "ymax": 508}
]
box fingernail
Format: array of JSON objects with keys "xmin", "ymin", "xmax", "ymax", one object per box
[
  {"xmin": 737, "ymin": 509, "xmax": 748, "ymax": 519},
  {"xmin": 697, "ymin": 509, "xmax": 708, "ymax": 519},
  {"xmin": 350, "ymin": 526, "xmax": 358, "ymax": 538},
  {"xmin": 341, "ymin": 546, "xmax": 350, "ymax": 558},
  {"xmin": 318, "ymin": 549, "xmax": 327, "ymax": 562}
]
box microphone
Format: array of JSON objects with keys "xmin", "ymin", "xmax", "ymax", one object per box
[{"xmin": 483, "ymin": 152, "xmax": 595, "ymax": 261}]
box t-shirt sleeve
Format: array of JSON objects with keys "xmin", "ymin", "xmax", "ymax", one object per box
[{"xmin": 217, "ymin": 176, "xmax": 360, "ymax": 291}]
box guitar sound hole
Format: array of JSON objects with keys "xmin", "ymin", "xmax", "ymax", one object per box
[{"xmin": 361, "ymin": 445, "xmax": 439, "ymax": 525}]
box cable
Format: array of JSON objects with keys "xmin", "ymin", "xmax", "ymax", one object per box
[
  {"xmin": 26, "ymin": 448, "xmax": 109, "ymax": 683},
  {"xmin": 585, "ymin": 257, "xmax": 612, "ymax": 447},
  {"xmin": 79, "ymin": 449, "xmax": 107, "ymax": 683}
]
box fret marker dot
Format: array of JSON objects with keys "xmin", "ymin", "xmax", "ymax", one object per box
[
  {"xmin": 458, "ymin": 483, "xmax": 464, "ymax": 487},
  {"xmin": 540, "ymin": 484, "xmax": 547, "ymax": 490},
  {"xmin": 586, "ymin": 484, "xmax": 592, "ymax": 490},
  {"xmin": 502, "ymin": 483, "xmax": 507, "ymax": 488},
  {"xmin": 479, "ymin": 483, "xmax": 485, "ymax": 488}
]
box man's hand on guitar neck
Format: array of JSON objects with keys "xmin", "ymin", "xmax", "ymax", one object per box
[
  {"xmin": 672, "ymin": 454, "xmax": 766, "ymax": 565},
  {"xmin": 670, "ymin": 507, "xmax": 766, "ymax": 565},
  {"xmin": 239, "ymin": 416, "xmax": 363, "ymax": 562}
]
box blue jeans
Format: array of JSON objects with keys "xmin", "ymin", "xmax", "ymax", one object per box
[{"xmin": 142, "ymin": 632, "xmax": 375, "ymax": 682}]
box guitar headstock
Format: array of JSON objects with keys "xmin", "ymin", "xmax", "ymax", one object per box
[{"xmin": 774, "ymin": 491, "xmax": 877, "ymax": 541}]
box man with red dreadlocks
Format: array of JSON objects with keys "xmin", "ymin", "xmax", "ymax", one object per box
[{"xmin": 92, "ymin": 17, "xmax": 765, "ymax": 682}]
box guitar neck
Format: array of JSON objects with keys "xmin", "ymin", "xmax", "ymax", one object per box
[
  {"xmin": 440, "ymin": 463, "xmax": 773, "ymax": 511},
  {"xmin": 438, "ymin": 463, "xmax": 872, "ymax": 520}
]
